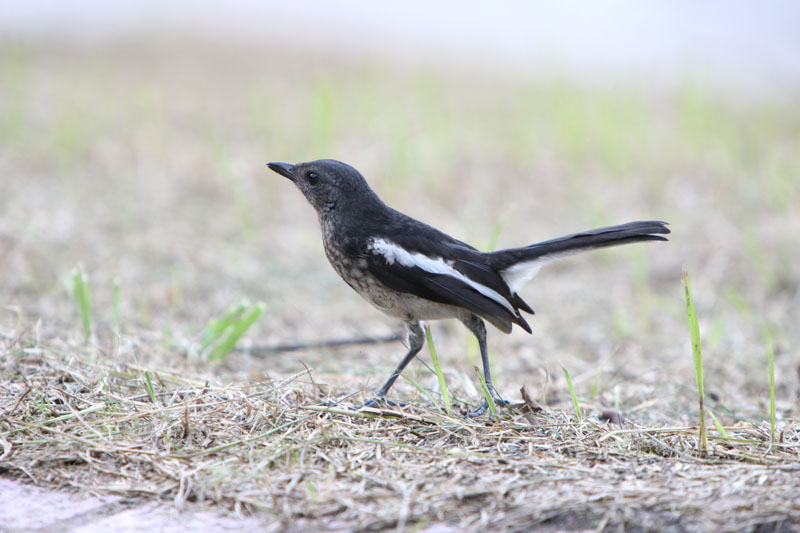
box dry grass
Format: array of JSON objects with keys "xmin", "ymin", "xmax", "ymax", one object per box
[
  {"xmin": 2, "ymin": 39, "xmax": 800, "ymax": 531},
  {"xmin": 3, "ymin": 332, "xmax": 799, "ymax": 531}
]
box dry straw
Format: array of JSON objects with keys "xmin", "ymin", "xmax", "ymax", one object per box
[{"xmin": 2, "ymin": 331, "xmax": 798, "ymax": 531}]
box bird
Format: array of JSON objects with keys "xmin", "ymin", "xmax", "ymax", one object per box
[{"xmin": 268, "ymin": 159, "xmax": 669, "ymax": 417}]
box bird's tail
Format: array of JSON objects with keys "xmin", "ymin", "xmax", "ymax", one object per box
[{"xmin": 488, "ymin": 221, "xmax": 670, "ymax": 292}]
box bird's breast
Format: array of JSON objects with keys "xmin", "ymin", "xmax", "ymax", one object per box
[{"xmin": 319, "ymin": 222, "xmax": 367, "ymax": 284}]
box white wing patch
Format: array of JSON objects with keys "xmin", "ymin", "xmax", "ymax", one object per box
[{"xmin": 368, "ymin": 237, "xmax": 516, "ymax": 314}]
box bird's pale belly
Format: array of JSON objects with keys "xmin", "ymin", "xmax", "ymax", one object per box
[
  {"xmin": 353, "ymin": 279, "xmax": 463, "ymax": 322},
  {"xmin": 323, "ymin": 240, "xmax": 463, "ymax": 322}
]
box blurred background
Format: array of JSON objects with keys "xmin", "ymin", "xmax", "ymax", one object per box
[{"xmin": 2, "ymin": 1, "xmax": 798, "ymax": 421}]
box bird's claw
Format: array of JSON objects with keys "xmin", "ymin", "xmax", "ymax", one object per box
[{"xmin": 466, "ymin": 397, "xmax": 509, "ymax": 419}]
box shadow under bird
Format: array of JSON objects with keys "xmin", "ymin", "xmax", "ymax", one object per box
[{"xmin": 268, "ymin": 159, "xmax": 670, "ymax": 417}]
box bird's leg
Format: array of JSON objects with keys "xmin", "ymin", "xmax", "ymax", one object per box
[
  {"xmin": 461, "ymin": 314, "xmax": 508, "ymax": 418},
  {"xmin": 354, "ymin": 320, "xmax": 424, "ymax": 409}
]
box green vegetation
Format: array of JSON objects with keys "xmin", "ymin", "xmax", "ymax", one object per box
[
  {"xmin": 474, "ymin": 366, "xmax": 497, "ymax": 418},
  {"xmin": 71, "ymin": 267, "xmax": 92, "ymax": 341},
  {"xmin": 769, "ymin": 347, "xmax": 776, "ymax": 445},
  {"xmin": 425, "ymin": 325, "xmax": 452, "ymax": 415},
  {"xmin": 562, "ymin": 367, "xmax": 583, "ymax": 422},
  {"xmin": 683, "ymin": 270, "xmax": 707, "ymax": 454},
  {"xmin": 201, "ymin": 302, "xmax": 266, "ymax": 361},
  {"xmin": 112, "ymin": 276, "xmax": 122, "ymax": 335}
]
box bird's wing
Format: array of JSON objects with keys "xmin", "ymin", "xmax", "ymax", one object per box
[{"xmin": 362, "ymin": 233, "xmax": 530, "ymax": 333}]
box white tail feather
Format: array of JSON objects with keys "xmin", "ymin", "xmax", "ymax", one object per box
[{"xmin": 499, "ymin": 249, "xmax": 589, "ymax": 292}]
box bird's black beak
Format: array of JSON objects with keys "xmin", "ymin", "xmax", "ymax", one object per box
[{"xmin": 267, "ymin": 161, "xmax": 295, "ymax": 181}]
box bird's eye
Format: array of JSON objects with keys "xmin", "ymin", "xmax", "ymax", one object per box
[{"xmin": 307, "ymin": 172, "xmax": 319, "ymax": 185}]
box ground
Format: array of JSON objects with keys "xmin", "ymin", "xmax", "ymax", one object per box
[{"xmin": 1, "ymin": 40, "xmax": 799, "ymax": 531}]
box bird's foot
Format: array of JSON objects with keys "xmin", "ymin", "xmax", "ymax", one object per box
[
  {"xmin": 353, "ymin": 396, "xmax": 405, "ymax": 410},
  {"xmin": 466, "ymin": 397, "xmax": 510, "ymax": 419}
]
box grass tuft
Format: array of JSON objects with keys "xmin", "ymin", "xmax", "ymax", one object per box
[
  {"xmin": 142, "ymin": 370, "xmax": 157, "ymax": 404},
  {"xmin": 71, "ymin": 266, "xmax": 92, "ymax": 341},
  {"xmin": 683, "ymin": 270, "xmax": 707, "ymax": 454},
  {"xmin": 400, "ymin": 374, "xmax": 443, "ymax": 413},
  {"xmin": 474, "ymin": 366, "xmax": 497, "ymax": 418},
  {"xmin": 201, "ymin": 301, "xmax": 266, "ymax": 361},
  {"xmin": 424, "ymin": 325, "xmax": 451, "ymax": 414},
  {"xmin": 708, "ymin": 409, "xmax": 729, "ymax": 440},
  {"xmin": 769, "ymin": 347, "xmax": 776, "ymax": 445},
  {"xmin": 112, "ymin": 276, "xmax": 122, "ymax": 335},
  {"xmin": 562, "ymin": 367, "xmax": 582, "ymax": 421}
]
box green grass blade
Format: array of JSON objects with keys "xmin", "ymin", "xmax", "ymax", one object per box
[
  {"xmin": 562, "ymin": 367, "xmax": 582, "ymax": 421},
  {"xmin": 482, "ymin": 221, "xmax": 503, "ymax": 253},
  {"xmin": 112, "ymin": 276, "xmax": 121, "ymax": 335},
  {"xmin": 768, "ymin": 347, "xmax": 776, "ymax": 445},
  {"xmin": 207, "ymin": 302, "xmax": 265, "ymax": 361},
  {"xmin": 143, "ymin": 370, "xmax": 157, "ymax": 403},
  {"xmin": 71, "ymin": 267, "xmax": 92, "ymax": 340},
  {"xmin": 708, "ymin": 409, "xmax": 729, "ymax": 440},
  {"xmin": 400, "ymin": 374, "xmax": 443, "ymax": 414},
  {"xmin": 589, "ymin": 373, "xmax": 600, "ymax": 400},
  {"xmin": 425, "ymin": 325, "xmax": 451, "ymax": 415},
  {"xmin": 201, "ymin": 303, "xmax": 246, "ymax": 351},
  {"xmin": 474, "ymin": 366, "xmax": 497, "ymax": 418},
  {"xmin": 683, "ymin": 270, "xmax": 707, "ymax": 453}
]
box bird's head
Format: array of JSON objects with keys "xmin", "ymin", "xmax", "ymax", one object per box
[{"xmin": 268, "ymin": 159, "xmax": 376, "ymax": 214}]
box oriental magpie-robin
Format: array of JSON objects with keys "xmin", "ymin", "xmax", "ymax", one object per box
[{"xmin": 268, "ymin": 159, "xmax": 669, "ymax": 417}]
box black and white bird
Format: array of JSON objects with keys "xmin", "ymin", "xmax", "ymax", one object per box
[{"xmin": 268, "ymin": 159, "xmax": 669, "ymax": 417}]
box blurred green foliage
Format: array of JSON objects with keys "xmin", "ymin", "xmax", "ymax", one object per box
[{"xmin": 1, "ymin": 41, "xmax": 797, "ymax": 352}]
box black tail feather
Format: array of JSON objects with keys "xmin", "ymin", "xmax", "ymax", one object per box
[{"xmin": 488, "ymin": 221, "xmax": 670, "ymax": 270}]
